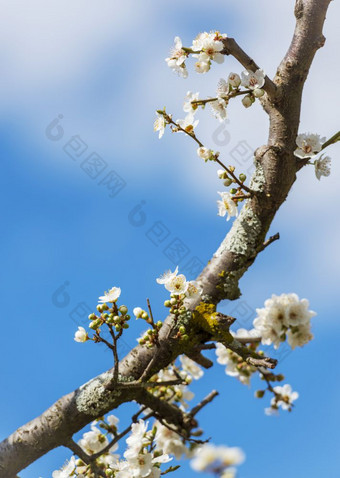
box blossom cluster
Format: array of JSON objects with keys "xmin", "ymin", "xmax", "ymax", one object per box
[
  {"xmin": 253, "ymin": 293, "xmax": 316, "ymax": 350},
  {"xmin": 165, "ymin": 31, "xmax": 227, "ymax": 78},
  {"xmin": 190, "ymin": 443, "xmax": 245, "ymax": 477},
  {"xmin": 156, "ymin": 266, "xmax": 202, "ymax": 299},
  {"xmin": 295, "ymin": 133, "xmax": 331, "ymax": 180},
  {"xmin": 264, "ymin": 384, "xmax": 299, "ymax": 416},
  {"xmin": 147, "ymin": 357, "xmax": 203, "ymax": 411},
  {"xmin": 73, "ymin": 286, "xmax": 131, "ymax": 344},
  {"xmin": 215, "ymin": 328, "xmax": 260, "ymax": 385}
]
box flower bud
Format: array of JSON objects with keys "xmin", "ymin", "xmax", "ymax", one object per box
[
  {"xmin": 239, "ymin": 173, "xmax": 246, "ymax": 182},
  {"xmin": 242, "ymin": 95, "xmax": 253, "ymax": 108},
  {"xmin": 179, "ymin": 326, "xmax": 186, "ymax": 334},
  {"xmin": 217, "ymin": 169, "xmax": 228, "ymax": 180},
  {"xmin": 119, "ymin": 305, "xmax": 128, "ymax": 315},
  {"xmin": 89, "ymin": 319, "xmax": 101, "ymax": 330},
  {"xmin": 164, "ymin": 300, "xmax": 171, "ymax": 307},
  {"xmin": 255, "ymin": 390, "xmax": 265, "ymax": 398},
  {"xmin": 96, "ymin": 305, "xmax": 103, "ymax": 313},
  {"xmin": 156, "ymin": 321, "xmax": 163, "ymax": 329},
  {"xmin": 230, "ymin": 188, "xmax": 237, "ymax": 194},
  {"xmin": 228, "ymin": 72, "xmax": 241, "ymax": 88},
  {"xmin": 88, "ymin": 313, "xmax": 96, "ymax": 320},
  {"xmin": 253, "ymin": 88, "xmax": 264, "ymax": 98},
  {"xmin": 223, "ymin": 178, "xmax": 233, "ymax": 187},
  {"xmin": 133, "ymin": 307, "xmax": 143, "ymax": 318},
  {"xmin": 101, "ymin": 303, "xmax": 109, "ymax": 311}
]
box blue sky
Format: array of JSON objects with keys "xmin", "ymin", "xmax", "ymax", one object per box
[{"xmin": 1, "ymin": 1, "xmax": 339, "ymax": 477}]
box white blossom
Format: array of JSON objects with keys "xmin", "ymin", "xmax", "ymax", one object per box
[
  {"xmin": 180, "ymin": 355, "xmax": 203, "ymax": 380},
  {"xmin": 241, "ymin": 69, "xmax": 265, "ymax": 89},
  {"xmin": 165, "ymin": 36, "xmax": 188, "ymax": 78},
  {"xmin": 210, "ymin": 98, "xmax": 228, "ymax": 122},
  {"xmin": 266, "ymin": 384, "xmax": 299, "ymax": 415},
  {"xmin": 197, "ymin": 146, "xmax": 213, "ymax": 160},
  {"xmin": 185, "ymin": 280, "xmax": 202, "ymax": 299},
  {"xmin": 228, "ymin": 72, "xmax": 241, "ymax": 88},
  {"xmin": 156, "ymin": 266, "xmax": 178, "ymax": 284},
  {"xmin": 133, "ymin": 307, "xmax": 144, "ymax": 318},
  {"xmin": 78, "ymin": 423, "xmax": 109, "ymax": 454},
  {"xmin": 217, "ymin": 169, "xmax": 227, "ymax": 179},
  {"xmin": 52, "ymin": 456, "xmax": 76, "ymax": 478},
  {"xmin": 194, "ymin": 59, "xmax": 210, "ymax": 73},
  {"xmin": 154, "ymin": 114, "xmax": 166, "ymax": 139},
  {"xmin": 215, "ymin": 343, "xmax": 255, "ymax": 385},
  {"xmin": 192, "ymin": 31, "xmax": 226, "ymax": 64},
  {"xmin": 253, "ymin": 293, "xmax": 316, "ymax": 349},
  {"xmin": 74, "ymin": 326, "xmax": 87, "ymax": 343},
  {"xmin": 191, "ymin": 443, "xmax": 244, "ymax": 472},
  {"xmin": 295, "ymin": 132, "xmax": 325, "ymax": 158},
  {"xmin": 217, "ymin": 78, "xmax": 229, "ymax": 97},
  {"xmin": 165, "ymin": 274, "xmax": 188, "ymax": 295},
  {"xmin": 217, "ymin": 191, "xmax": 238, "ymax": 221},
  {"xmin": 287, "ymin": 323, "xmax": 313, "ymax": 349},
  {"xmin": 176, "ymin": 113, "xmax": 199, "ymax": 134},
  {"xmin": 155, "ymin": 422, "xmax": 188, "ymax": 459},
  {"xmin": 183, "ymin": 91, "xmax": 199, "ymax": 114},
  {"xmin": 107, "ymin": 414, "xmax": 119, "ymax": 428},
  {"xmin": 314, "ymin": 155, "xmax": 331, "ymax": 179},
  {"xmin": 98, "ymin": 286, "xmax": 121, "ymax": 304}
]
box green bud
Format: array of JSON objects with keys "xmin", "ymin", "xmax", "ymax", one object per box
[
  {"xmin": 96, "ymin": 305, "xmax": 103, "ymax": 313},
  {"xmin": 255, "ymin": 390, "xmax": 265, "ymax": 398},
  {"xmin": 89, "ymin": 320, "xmax": 100, "ymax": 330},
  {"xmin": 170, "ymin": 298, "xmax": 177, "ymax": 305},
  {"xmin": 147, "ymin": 329, "xmax": 153, "ymax": 336},
  {"xmin": 239, "ymin": 173, "xmax": 246, "ymax": 182},
  {"xmin": 122, "ymin": 323, "xmax": 129, "ymax": 329},
  {"xmin": 179, "ymin": 306, "xmax": 186, "ymax": 314},
  {"xmin": 223, "ymin": 178, "xmax": 233, "ymax": 187},
  {"xmin": 101, "ymin": 303, "xmax": 109, "ymax": 311},
  {"xmin": 156, "ymin": 321, "xmax": 163, "ymax": 329},
  {"xmin": 276, "ymin": 374, "xmax": 285, "ymax": 382},
  {"xmin": 141, "ymin": 311, "xmax": 149, "ymax": 319},
  {"xmin": 119, "ymin": 305, "xmax": 128, "ymax": 315},
  {"xmin": 113, "ymin": 315, "xmax": 120, "ymax": 323},
  {"xmin": 179, "ymin": 326, "xmax": 186, "ymax": 334},
  {"xmin": 125, "ymin": 314, "xmax": 131, "ymax": 320},
  {"xmin": 102, "ymin": 313, "xmax": 109, "ymax": 319},
  {"xmin": 230, "ymin": 188, "xmax": 237, "ymax": 194},
  {"xmin": 164, "ymin": 300, "xmax": 171, "ymax": 307},
  {"xmin": 181, "ymin": 334, "xmax": 189, "ymax": 341},
  {"xmin": 106, "ymin": 316, "xmax": 115, "ymax": 324},
  {"xmin": 88, "ymin": 313, "xmax": 96, "ymax": 320},
  {"xmin": 115, "ymin": 325, "xmax": 122, "ymax": 332}
]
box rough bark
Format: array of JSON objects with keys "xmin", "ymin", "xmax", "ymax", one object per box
[{"xmin": 0, "ymin": 0, "xmax": 332, "ymax": 476}]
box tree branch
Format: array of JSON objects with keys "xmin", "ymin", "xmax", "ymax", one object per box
[{"xmin": 0, "ymin": 1, "xmax": 332, "ymax": 475}]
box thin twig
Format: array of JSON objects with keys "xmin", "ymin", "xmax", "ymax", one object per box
[
  {"xmin": 65, "ymin": 439, "xmax": 106, "ymax": 477},
  {"xmin": 258, "ymin": 232, "xmax": 280, "ymax": 252},
  {"xmin": 190, "ymin": 390, "xmax": 219, "ymax": 417}
]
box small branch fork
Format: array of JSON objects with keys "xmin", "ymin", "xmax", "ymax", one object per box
[
  {"xmin": 65, "ymin": 407, "xmax": 154, "ymax": 477},
  {"xmin": 222, "ymin": 37, "xmax": 278, "ymax": 99}
]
